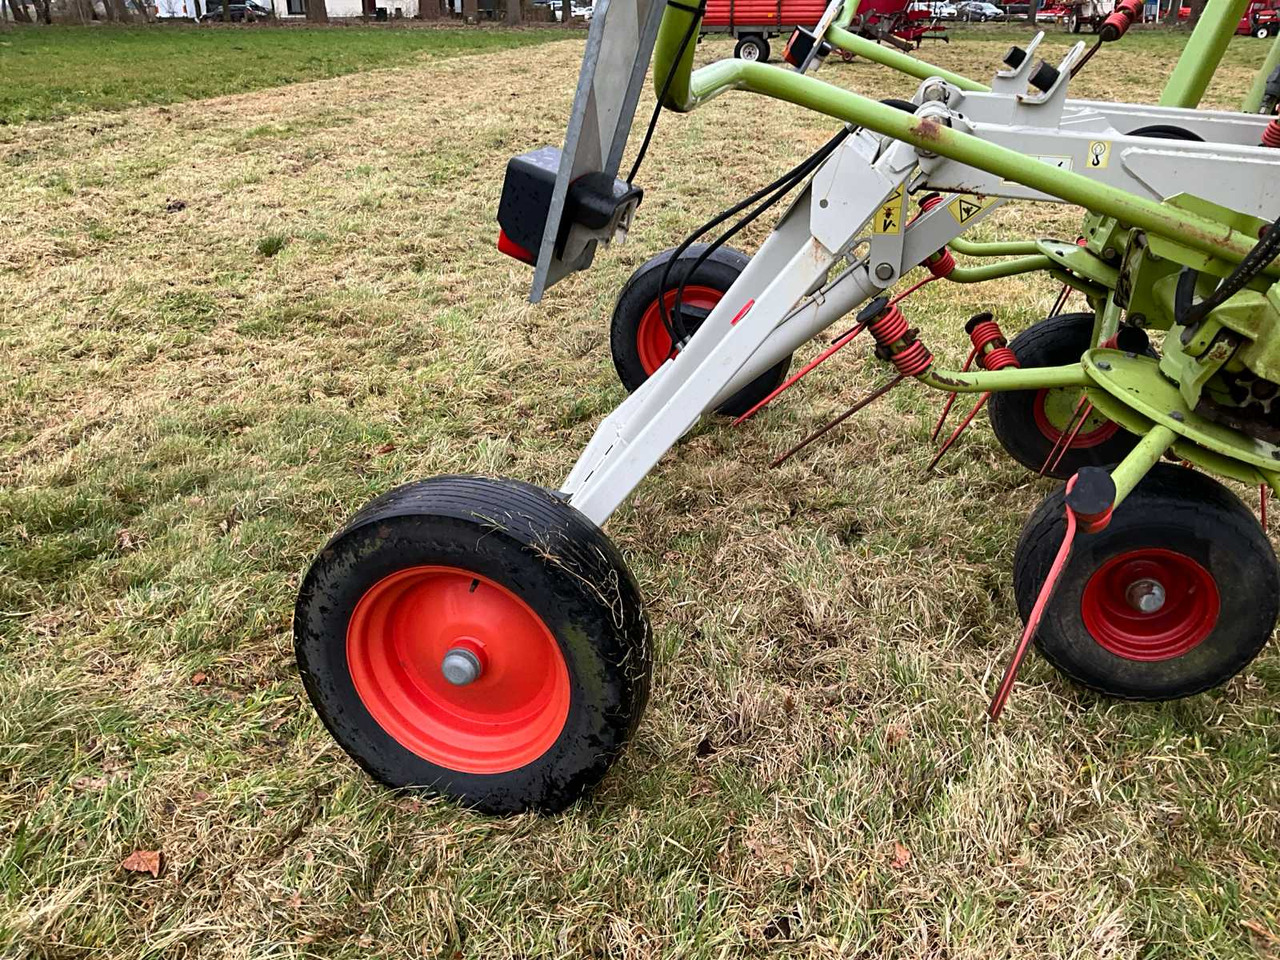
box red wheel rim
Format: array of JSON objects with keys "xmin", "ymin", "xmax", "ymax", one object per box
[
  {"xmin": 635, "ymin": 285, "xmax": 725, "ymax": 375},
  {"xmin": 347, "ymin": 566, "xmax": 570, "ymax": 774},
  {"xmin": 1032, "ymin": 388, "xmax": 1119, "ymax": 449},
  {"xmin": 1080, "ymin": 548, "xmax": 1220, "ymax": 661}
]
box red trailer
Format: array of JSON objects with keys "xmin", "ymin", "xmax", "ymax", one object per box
[
  {"xmin": 702, "ymin": 0, "xmax": 945, "ymax": 59},
  {"xmin": 701, "ymin": 0, "xmax": 829, "ymax": 60}
]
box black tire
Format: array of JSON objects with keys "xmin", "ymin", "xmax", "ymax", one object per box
[
  {"xmin": 1014, "ymin": 465, "xmax": 1278, "ymax": 700},
  {"xmin": 734, "ymin": 35, "xmax": 770, "ymax": 61},
  {"xmin": 610, "ymin": 244, "xmax": 792, "ymax": 418},
  {"xmin": 987, "ymin": 312, "xmax": 1141, "ymax": 479},
  {"xmin": 294, "ymin": 476, "xmax": 652, "ymax": 815}
]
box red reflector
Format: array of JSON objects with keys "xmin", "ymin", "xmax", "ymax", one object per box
[
  {"xmin": 730, "ymin": 299, "xmax": 754, "ymax": 325},
  {"xmin": 498, "ymin": 229, "xmax": 535, "ymax": 265}
]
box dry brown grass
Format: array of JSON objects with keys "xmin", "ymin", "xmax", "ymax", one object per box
[{"xmin": 2, "ymin": 26, "xmax": 1279, "ymax": 959}]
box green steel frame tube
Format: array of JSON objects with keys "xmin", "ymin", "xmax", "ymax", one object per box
[
  {"xmin": 949, "ymin": 236, "xmax": 1042, "ymax": 257},
  {"xmin": 824, "ymin": 26, "xmax": 990, "ymax": 91},
  {"xmin": 823, "ymin": 0, "xmax": 990, "ymax": 91},
  {"xmin": 1159, "ymin": 0, "xmax": 1250, "ymax": 108},
  {"xmin": 916, "ymin": 362, "xmax": 1092, "ymax": 393},
  {"xmin": 946, "ymin": 255, "xmax": 1051, "ymax": 282},
  {"xmin": 1110, "ymin": 424, "xmax": 1177, "ymax": 507},
  {"xmin": 1243, "ymin": 34, "xmax": 1280, "ymax": 113},
  {"xmin": 651, "ymin": 14, "xmax": 1279, "ymax": 278}
]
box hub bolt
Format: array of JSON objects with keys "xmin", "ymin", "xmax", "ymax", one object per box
[
  {"xmin": 441, "ymin": 647, "xmax": 483, "ymax": 686},
  {"xmin": 1126, "ymin": 578, "xmax": 1166, "ymax": 614}
]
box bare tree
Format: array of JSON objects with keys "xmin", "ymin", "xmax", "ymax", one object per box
[
  {"xmin": 30, "ymin": 0, "xmax": 52, "ymax": 23},
  {"xmin": 4, "ymin": 0, "xmax": 28, "ymax": 21},
  {"xmin": 461, "ymin": 0, "xmax": 475, "ymax": 20},
  {"xmin": 505, "ymin": 0, "xmax": 519, "ymax": 23},
  {"xmin": 1025, "ymin": 0, "xmax": 1040, "ymax": 23},
  {"xmin": 1183, "ymin": 0, "xmax": 1206, "ymax": 26},
  {"xmin": 305, "ymin": 0, "xmax": 328, "ymax": 21}
]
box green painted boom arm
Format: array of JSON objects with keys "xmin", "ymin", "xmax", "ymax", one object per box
[{"xmin": 651, "ymin": 5, "xmax": 1277, "ymax": 278}]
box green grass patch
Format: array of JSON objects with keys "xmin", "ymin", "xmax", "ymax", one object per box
[{"xmin": 0, "ymin": 23, "xmax": 566, "ymax": 125}]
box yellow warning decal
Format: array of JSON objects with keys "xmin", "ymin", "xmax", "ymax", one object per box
[
  {"xmin": 874, "ymin": 186, "xmax": 905, "ymax": 235},
  {"xmin": 1087, "ymin": 140, "xmax": 1112, "ymax": 169},
  {"xmin": 947, "ymin": 195, "xmax": 996, "ymax": 225}
]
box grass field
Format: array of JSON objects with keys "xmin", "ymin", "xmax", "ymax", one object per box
[
  {"xmin": 3, "ymin": 24, "xmax": 1280, "ymax": 959},
  {"xmin": 0, "ymin": 23, "xmax": 564, "ymax": 124}
]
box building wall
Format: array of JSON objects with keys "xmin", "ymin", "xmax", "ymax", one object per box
[{"xmin": 272, "ymin": 0, "xmax": 420, "ymax": 15}]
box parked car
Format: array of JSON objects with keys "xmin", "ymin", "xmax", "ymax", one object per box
[
  {"xmin": 957, "ymin": 0, "xmax": 1002, "ymax": 18},
  {"xmin": 551, "ymin": 0, "xmax": 592, "ymax": 18},
  {"xmin": 908, "ymin": 0, "xmax": 958, "ymax": 17},
  {"xmin": 202, "ymin": 0, "xmax": 269, "ymax": 17}
]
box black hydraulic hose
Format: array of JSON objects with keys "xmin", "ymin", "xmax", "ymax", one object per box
[
  {"xmin": 625, "ymin": 0, "xmax": 707, "ymax": 186},
  {"xmin": 659, "ymin": 127, "xmax": 850, "ymax": 348},
  {"xmin": 1181, "ymin": 209, "xmax": 1280, "ymax": 327}
]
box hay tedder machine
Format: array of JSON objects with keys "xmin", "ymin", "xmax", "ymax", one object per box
[{"xmin": 294, "ymin": 0, "xmax": 1280, "ymax": 813}]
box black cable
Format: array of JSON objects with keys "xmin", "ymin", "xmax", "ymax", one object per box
[
  {"xmin": 659, "ymin": 127, "xmax": 850, "ymax": 347},
  {"xmin": 1183, "ymin": 210, "xmax": 1280, "ymax": 327},
  {"xmin": 625, "ymin": 0, "xmax": 707, "ymax": 185}
]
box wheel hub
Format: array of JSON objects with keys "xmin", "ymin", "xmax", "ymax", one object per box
[
  {"xmin": 441, "ymin": 646, "xmax": 484, "ymax": 686},
  {"xmin": 346, "ymin": 566, "xmax": 570, "ymax": 773},
  {"xmin": 1081, "ymin": 549, "xmax": 1219, "ymax": 661}
]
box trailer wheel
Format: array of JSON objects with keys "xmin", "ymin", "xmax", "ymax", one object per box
[
  {"xmin": 734, "ymin": 35, "xmax": 770, "ymax": 61},
  {"xmin": 1014, "ymin": 465, "xmax": 1278, "ymax": 701},
  {"xmin": 988, "ymin": 312, "xmax": 1142, "ymax": 479},
  {"xmin": 1255, "ymin": 22, "xmax": 1272, "ymax": 37},
  {"xmin": 610, "ymin": 244, "xmax": 792, "ymax": 417},
  {"xmin": 294, "ymin": 476, "xmax": 652, "ymax": 815}
]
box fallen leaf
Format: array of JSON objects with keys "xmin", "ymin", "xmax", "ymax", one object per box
[
  {"xmin": 373, "ymin": 443, "xmax": 396, "ymax": 455},
  {"xmin": 115, "ymin": 528, "xmax": 143, "ymax": 552},
  {"xmin": 121, "ymin": 850, "xmax": 163, "ymax": 878},
  {"xmin": 190, "ymin": 671, "xmax": 209, "ymax": 686},
  {"xmin": 1243, "ymin": 919, "xmax": 1279, "ymax": 944},
  {"xmin": 890, "ymin": 841, "xmax": 912, "ymax": 869},
  {"xmin": 886, "ymin": 724, "xmax": 909, "ymax": 746}
]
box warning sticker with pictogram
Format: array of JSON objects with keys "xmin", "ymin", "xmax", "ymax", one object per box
[
  {"xmin": 873, "ymin": 186, "xmax": 905, "ymax": 235},
  {"xmin": 947, "ymin": 195, "xmax": 995, "ymax": 224},
  {"xmin": 1087, "ymin": 140, "xmax": 1112, "ymax": 169}
]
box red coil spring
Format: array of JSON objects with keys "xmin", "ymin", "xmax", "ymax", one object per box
[
  {"xmin": 868, "ymin": 304, "xmax": 934, "ymax": 376},
  {"xmin": 867, "ymin": 303, "xmax": 909, "ymax": 343},
  {"xmin": 927, "ymin": 248, "xmax": 956, "ymax": 278},
  {"xmin": 917, "ymin": 194, "xmax": 955, "ymax": 276},
  {"xmin": 1263, "ymin": 118, "xmax": 1280, "ymax": 149},
  {"xmin": 1101, "ymin": 0, "xmax": 1141, "ymax": 39},
  {"xmin": 968, "ymin": 319, "xmax": 1019, "ymax": 371}
]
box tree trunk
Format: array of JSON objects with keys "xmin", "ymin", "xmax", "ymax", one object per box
[
  {"xmin": 1184, "ymin": 0, "xmax": 1206, "ymax": 26},
  {"xmin": 6, "ymin": 0, "xmax": 29, "ymax": 21},
  {"xmin": 559, "ymin": 0, "xmax": 570, "ymax": 23},
  {"xmin": 461, "ymin": 0, "xmax": 475, "ymax": 21},
  {"xmin": 505, "ymin": 0, "xmax": 519, "ymax": 23},
  {"xmin": 1025, "ymin": 0, "xmax": 1040, "ymax": 24},
  {"xmin": 305, "ymin": 0, "xmax": 328, "ymax": 21},
  {"xmin": 31, "ymin": 0, "xmax": 52, "ymax": 23}
]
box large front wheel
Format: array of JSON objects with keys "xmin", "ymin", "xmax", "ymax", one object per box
[{"xmin": 294, "ymin": 476, "xmax": 651, "ymax": 814}]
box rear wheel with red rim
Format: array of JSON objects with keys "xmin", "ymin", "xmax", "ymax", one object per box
[
  {"xmin": 610, "ymin": 244, "xmax": 792, "ymax": 418},
  {"xmin": 1014, "ymin": 464, "xmax": 1278, "ymax": 701},
  {"xmin": 295, "ymin": 476, "xmax": 652, "ymax": 814},
  {"xmin": 988, "ymin": 312, "xmax": 1144, "ymax": 479}
]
